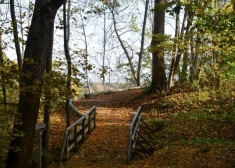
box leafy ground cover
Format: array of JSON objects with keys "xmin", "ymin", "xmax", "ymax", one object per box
[
  {"xmin": 48, "ymin": 87, "xmax": 235, "ymax": 167},
  {"xmin": 1, "ymin": 86, "xmax": 235, "ymax": 167},
  {"xmin": 0, "ymin": 86, "xmax": 230, "ymax": 167}
]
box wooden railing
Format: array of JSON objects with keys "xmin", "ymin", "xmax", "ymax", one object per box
[
  {"xmin": 126, "ymin": 106, "xmax": 142, "ymax": 163},
  {"xmin": 126, "ymin": 106, "xmax": 155, "ymax": 163},
  {"xmin": 59, "ymin": 101, "xmax": 96, "ymax": 163}
]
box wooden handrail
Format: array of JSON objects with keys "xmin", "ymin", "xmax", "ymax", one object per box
[
  {"xmin": 69, "ymin": 99, "xmax": 83, "ymax": 117},
  {"xmin": 126, "ymin": 106, "xmax": 141, "ymax": 163},
  {"xmin": 59, "ymin": 100, "xmax": 96, "ymax": 164},
  {"xmin": 126, "ymin": 106, "xmax": 156, "ymax": 163}
]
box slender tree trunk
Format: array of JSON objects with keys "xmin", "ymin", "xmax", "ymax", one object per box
[
  {"xmin": 5, "ymin": 1, "xmax": 64, "ymax": 167},
  {"xmin": 151, "ymin": 0, "xmax": 167, "ymax": 91},
  {"xmin": 108, "ymin": 58, "xmax": 111, "ymax": 90},
  {"xmin": 10, "ymin": 0, "xmax": 22, "ymax": 68},
  {"xmin": 63, "ymin": 0, "xmax": 72, "ymax": 127},
  {"xmin": 189, "ymin": 33, "xmax": 199, "ymax": 82},
  {"xmin": 79, "ymin": 8, "xmax": 91, "ymax": 93},
  {"xmin": 181, "ymin": 10, "xmax": 194, "ymax": 81},
  {"xmin": 168, "ymin": 8, "xmax": 181, "ymax": 88},
  {"xmin": 181, "ymin": 51, "xmax": 188, "ymax": 81},
  {"xmin": 110, "ymin": 6, "xmax": 137, "ymax": 85},
  {"xmin": 103, "ymin": 8, "xmax": 106, "ymax": 91},
  {"xmin": 137, "ymin": 0, "xmax": 149, "ymax": 86},
  {"xmin": 18, "ymin": 0, "xmax": 25, "ymax": 55}
]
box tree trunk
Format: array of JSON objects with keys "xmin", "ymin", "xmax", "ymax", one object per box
[
  {"xmin": 168, "ymin": 8, "xmax": 182, "ymax": 88},
  {"xmin": 103, "ymin": 8, "xmax": 106, "ymax": 91},
  {"xmin": 181, "ymin": 51, "xmax": 188, "ymax": 81},
  {"xmin": 63, "ymin": 1, "xmax": 72, "ymax": 127},
  {"xmin": 80, "ymin": 12, "xmax": 91, "ymax": 93},
  {"xmin": 5, "ymin": 1, "xmax": 64, "ymax": 167},
  {"xmin": 109, "ymin": 5, "xmax": 137, "ymax": 85},
  {"xmin": 181, "ymin": 9, "xmax": 194, "ymax": 82},
  {"xmin": 10, "ymin": 0, "xmax": 22, "ymax": 68},
  {"xmin": 137, "ymin": 0, "xmax": 149, "ymax": 86},
  {"xmin": 189, "ymin": 32, "xmax": 199, "ymax": 82},
  {"xmin": 151, "ymin": 0, "xmax": 167, "ymax": 91}
]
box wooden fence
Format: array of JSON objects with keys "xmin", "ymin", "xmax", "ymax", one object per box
[
  {"xmin": 126, "ymin": 106, "xmax": 155, "ymax": 163},
  {"xmin": 59, "ymin": 100, "xmax": 96, "ymax": 163}
]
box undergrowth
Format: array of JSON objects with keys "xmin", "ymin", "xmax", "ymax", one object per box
[{"xmin": 147, "ymin": 84, "xmax": 235, "ymax": 167}]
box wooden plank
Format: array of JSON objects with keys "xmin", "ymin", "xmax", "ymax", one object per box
[
  {"xmin": 142, "ymin": 120, "xmax": 154, "ymax": 132},
  {"xmin": 132, "ymin": 148, "xmax": 144, "ymax": 159},
  {"xmin": 68, "ymin": 132, "xmax": 74, "ymax": 140},
  {"xmin": 138, "ymin": 131, "xmax": 155, "ymax": 152},
  {"xmin": 136, "ymin": 138, "xmax": 152, "ymax": 155},
  {"xmin": 76, "ymin": 126, "xmax": 82, "ymax": 133},
  {"xmin": 68, "ymin": 143, "xmax": 75, "ymax": 152},
  {"xmin": 76, "ymin": 134, "xmax": 82, "ymax": 143}
]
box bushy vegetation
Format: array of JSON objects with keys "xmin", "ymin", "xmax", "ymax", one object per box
[{"xmin": 0, "ymin": 68, "xmax": 84, "ymax": 167}]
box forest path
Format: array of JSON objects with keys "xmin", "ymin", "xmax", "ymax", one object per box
[
  {"xmin": 49, "ymin": 87, "xmax": 235, "ymax": 168},
  {"xmin": 55, "ymin": 88, "xmax": 149, "ymax": 168}
]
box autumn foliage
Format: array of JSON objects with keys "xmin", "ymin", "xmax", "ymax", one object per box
[{"xmin": 46, "ymin": 86, "xmax": 235, "ymax": 167}]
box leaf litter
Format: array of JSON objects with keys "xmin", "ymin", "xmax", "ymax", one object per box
[{"xmin": 49, "ymin": 88, "xmax": 235, "ymax": 167}]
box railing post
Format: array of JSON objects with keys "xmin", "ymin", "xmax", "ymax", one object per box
[
  {"xmin": 82, "ymin": 118, "xmax": 85, "ymax": 142},
  {"xmin": 74, "ymin": 125, "xmax": 77, "ymax": 151},
  {"xmin": 88, "ymin": 112, "xmax": 91, "ymax": 133},
  {"xmin": 94, "ymin": 108, "xmax": 96, "ymax": 128},
  {"xmin": 66, "ymin": 136, "xmax": 69, "ymax": 160},
  {"xmin": 126, "ymin": 128, "xmax": 132, "ymax": 163}
]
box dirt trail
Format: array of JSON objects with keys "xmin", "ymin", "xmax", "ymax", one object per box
[{"xmin": 53, "ymin": 89, "xmax": 147, "ymax": 168}]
